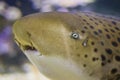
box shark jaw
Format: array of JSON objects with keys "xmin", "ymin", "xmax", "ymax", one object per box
[{"xmin": 23, "ymin": 49, "xmax": 99, "ymax": 80}]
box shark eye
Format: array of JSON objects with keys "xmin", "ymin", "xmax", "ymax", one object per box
[{"xmin": 71, "ymin": 32, "xmax": 79, "ymax": 39}]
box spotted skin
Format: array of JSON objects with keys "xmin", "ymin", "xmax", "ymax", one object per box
[
  {"xmin": 13, "ymin": 12, "xmax": 120, "ymax": 80},
  {"xmin": 77, "ymin": 12, "xmax": 120, "ymax": 80}
]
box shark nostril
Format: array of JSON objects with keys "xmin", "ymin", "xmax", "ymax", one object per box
[{"xmin": 23, "ymin": 45, "xmax": 36, "ymax": 51}]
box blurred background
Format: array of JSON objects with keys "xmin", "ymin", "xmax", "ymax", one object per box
[{"xmin": 0, "ymin": 0, "xmax": 119, "ymax": 80}]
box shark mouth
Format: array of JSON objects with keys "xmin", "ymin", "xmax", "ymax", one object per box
[
  {"xmin": 15, "ymin": 39, "xmax": 41, "ymax": 56},
  {"xmin": 14, "ymin": 38, "xmax": 37, "ymax": 51},
  {"xmin": 23, "ymin": 45, "xmax": 37, "ymax": 51},
  {"xmin": 23, "ymin": 45, "xmax": 42, "ymax": 56}
]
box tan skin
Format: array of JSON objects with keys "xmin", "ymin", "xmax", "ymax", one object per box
[{"xmin": 13, "ymin": 12, "xmax": 120, "ymax": 80}]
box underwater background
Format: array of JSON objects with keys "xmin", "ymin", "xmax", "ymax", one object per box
[{"xmin": 0, "ymin": 0, "xmax": 120, "ymax": 80}]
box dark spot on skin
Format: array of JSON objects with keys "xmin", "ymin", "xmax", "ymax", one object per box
[
  {"xmin": 117, "ymin": 38, "xmax": 120, "ymax": 43},
  {"xmin": 93, "ymin": 31, "xmax": 99, "ymax": 35},
  {"xmin": 101, "ymin": 55, "xmax": 106, "ymax": 61},
  {"xmin": 90, "ymin": 25, "xmax": 94, "ymax": 29},
  {"xmin": 106, "ymin": 34, "xmax": 111, "ymax": 39},
  {"xmin": 94, "ymin": 48, "xmax": 98, "ymax": 52},
  {"xmin": 95, "ymin": 22, "xmax": 98, "ymax": 25},
  {"xmin": 92, "ymin": 57, "xmax": 96, "ymax": 61},
  {"xmin": 99, "ymin": 20, "xmax": 103, "ymax": 23},
  {"xmin": 115, "ymin": 27, "xmax": 120, "ymax": 31},
  {"xmin": 111, "ymin": 68, "xmax": 117, "ymax": 74},
  {"xmin": 86, "ymin": 14, "xmax": 89, "ymax": 17},
  {"xmin": 78, "ymin": 15, "xmax": 82, "ymax": 17},
  {"xmin": 27, "ymin": 32, "xmax": 31, "ymax": 37},
  {"xmin": 81, "ymin": 30, "xmax": 85, "ymax": 33},
  {"xmin": 110, "ymin": 29, "xmax": 115, "ymax": 33},
  {"xmin": 98, "ymin": 29, "xmax": 103, "ymax": 33},
  {"xmin": 111, "ymin": 21, "xmax": 117, "ymax": 25},
  {"xmin": 92, "ymin": 57, "xmax": 98, "ymax": 61},
  {"xmin": 77, "ymin": 54, "xmax": 80, "ymax": 57},
  {"xmin": 84, "ymin": 54, "xmax": 88, "ymax": 58},
  {"xmin": 101, "ymin": 62, "xmax": 105, "ymax": 66},
  {"xmin": 83, "ymin": 64, "xmax": 86, "ymax": 67},
  {"xmin": 115, "ymin": 56, "xmax": 120, "ymax": 62},
  {"xmin": 86, "ymin": 23, "xmax": 90, "ymax": 25},
  {"xmin": 83, "ymin": 19, "xmax": 87, "ymax": 22},
  {"xmin": 104, "ymin": 29, "xmax": 109, "ymax": 32},
  {"xmin": 108, "ymin": 60, "xmax": 111, "ymax": 63},
  {"xmin": 108, "ymin": 24, "xmax": 112, "ymax": 27},
  {"xmin": 84, "ymin": 26, "xmax": 88, "ymax": 29},
  {"xmin": 89, "ymin": 18, "xmax": 93, "ymax": 21},
  {"xmin": 100, "ymin": 41, "xmax": 104, "ymax": 46},
  {"xmin": 105, "ymin": 48, "xmax": 113, "ymax": 55},
  {"xmin": 93, "ymin": 17, "xmax": 97, "ymax": 20},
  {"xmin": 96, "ymin": 58, "xmax": 99, "ymax": 60},
  {"xmin": 111, "ymin": 41, "xmax": 118, "ymax": 47},
  {"xmin": 103, "ymin": 24, "xmax": 106, "ymax": 27},
  {"xmin": 91, "ymin": 41, "xmax": 95, "ymax": 45}
]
